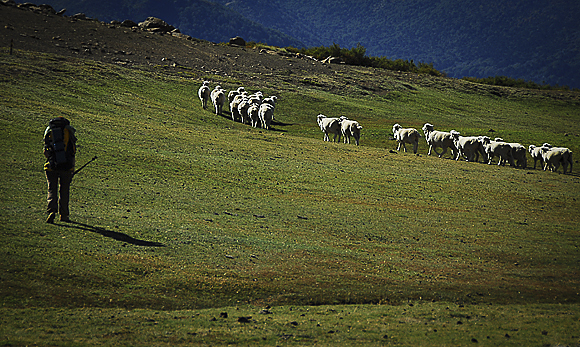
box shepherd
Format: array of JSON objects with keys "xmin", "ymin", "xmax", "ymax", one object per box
[{"xmin": 43, "ymin": 116, "xmax": 77, "ymax": 223}]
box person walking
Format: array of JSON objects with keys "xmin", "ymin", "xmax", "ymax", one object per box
[{"xmin": 43, "ymin": 117, "xmax": 77, "ymax": 223}]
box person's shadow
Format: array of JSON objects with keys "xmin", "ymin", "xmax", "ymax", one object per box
[{"xmin": 58, "ymin": 221, "xmax": 165, "ymax": 247}]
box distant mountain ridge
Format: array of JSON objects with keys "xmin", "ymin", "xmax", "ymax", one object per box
[{"xmin": 13, "ymin": 0, "xmax": 580, "ymax": 89}]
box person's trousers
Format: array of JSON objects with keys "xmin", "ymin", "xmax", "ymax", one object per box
[{"xmin": 45, "ymin": 170, "xmax": 73, "ymax": 217}]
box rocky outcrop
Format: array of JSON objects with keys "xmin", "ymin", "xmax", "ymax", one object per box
[
  {"xmin": 138, "ymin": 17, "xmax": 176, "ymax": 33},
  {"xmin": 2, "ymin": 0, "xmax": 63, "ymax": 15},
  {"xmin": 321, "ymin": 56, "xmax": 343, "ymax": 64},
  {"xmin": 229, "ymin": 36, "xmax": 246, "ymax": 47}
]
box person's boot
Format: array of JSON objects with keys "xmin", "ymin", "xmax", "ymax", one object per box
[
  {"xmin": 60, "ymin": 215, "xmax": 70, "ymax": 222},
  {"xmin": 46, "ymin": 212, "xmax": 56, "ymax": 223}
]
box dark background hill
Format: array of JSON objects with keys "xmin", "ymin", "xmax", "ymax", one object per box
[
  {"xmin": 15, "ymin": 0, "xmax": 305, "ymax": 48},
  {"xmin": 10, "ymin": 0, "xmax": 580, "ymax": 89}
]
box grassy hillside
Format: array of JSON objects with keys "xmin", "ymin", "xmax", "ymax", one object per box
[{"xmin": 1, "ymin": 48, "xmax": 580, "ymax": 345}]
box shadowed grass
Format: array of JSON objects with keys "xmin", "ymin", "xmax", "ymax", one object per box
[{"xmin": 1, "ymin": 303, "xmax": 579, "ymax": 346}]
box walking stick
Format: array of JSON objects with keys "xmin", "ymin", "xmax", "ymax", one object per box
[{"xmin": 73, "ymin": 156, "xmax": 97, "ymax": 176}]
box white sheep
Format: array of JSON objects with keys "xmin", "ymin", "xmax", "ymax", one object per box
[
  {"xmin": 259, "ymin": 103, "xmax": 275, "ymax": 130},
  {"xmin": 449, "ymin": 130, "xmax": 487, "ymax": 162},
  {"xmin": 247, "ymin": 104, "xmax": 261, "ymax": 128},
  {"xmin": 248, "ymin": 91, "xmax": 263, "ymax": 105},
  {"xmin": 507, "ymin": 142, "xmax": 527, "ymax": 169},
  {"xmin": 229, "ymin": 93, "xmax": 247, "ymax": 121},
  {"xmin": 480, "ymin": 136, "xmax": 514, "ymax": 166},
  {"xmin": 528, "ymin": 143, "xmax": 552, "ymax": 169},
  {"xmin": 261, "ymin": 96, "xmax": 277, "ymax": 120},
  {"xmin": 422, "ymin": 123, "xmax": 457, "ymax": 159},
  {"xmin": 540, "ymin": 146, "xmax": 573, "ymax": 173},
  {"xmin": 198, "ymin": 81, "xmax": 210, "ymax": 109},
  {"xmin": 228, "ymin": 87, "xmax": 245, "ymax": 105},
  {"xmin": 237, "ymin": 98, "xmax": 251, "ymax": 124},
  {"xmin": 491, "ymin": 139, "xmax": 527, "ymax": 168},
  {"xmin": 210, "ymin": 86, "xmax": 226, "ymax": 116},
  {"xmin": 317, "ymin": 114, "xmax": 342, "ymax": 142},
  {"xmin": 393, "ymin": 123, "xmax": 420, "ymax": 153},
  {"xmin": 262, "ymin": 96, "xmax": 277, "ymax": 108},
  {"xmin": 342, "ymin": 119, "xmax": 363, "ymax": 145}
]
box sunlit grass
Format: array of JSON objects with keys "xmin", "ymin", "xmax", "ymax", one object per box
[{"xmin": 1, "ymin": 49, "xmax": 579, "ymax": 345}]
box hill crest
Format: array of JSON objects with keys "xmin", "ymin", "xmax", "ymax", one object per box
[
  {"xmin": 3, "ymin": 1, "xmax": 579, "ymax": 104},
  {"xmin": 10, "ymin": 0, "xmax": 580, "ymax": 89}
]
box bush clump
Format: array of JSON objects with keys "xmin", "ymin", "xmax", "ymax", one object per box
[{"xmin": 289, "ymin": 43, "xmax": 443, "ymax": 76}]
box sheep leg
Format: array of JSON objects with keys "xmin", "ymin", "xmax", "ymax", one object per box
[
  {"xmin": 462, "ymin": 149, "xmax": 469, "ymax": 161},
  {"xmin": 435, "ymin": 146, "xmax": 447, "ymax": 158},
  {"xmin": 413, "ymin": 141, "xmax": 418, "ymax": 154},
  {"xmin": 451, "ymin": 148, "xmax": 458, "ymax": 160},
  {"xmin": 497, "ymin": 155, "xmax": 504, "ymax": 166},
  {"xmin": 467, "ymin": 150, "xmax": 475, "ymax": 162},
  {"xmin": 427, "ymin": 145, "xmax": 441, "ymax": 156},
  {"xmin": 561, "ymin": 157, "xmax": 569, "ymax": 173}
]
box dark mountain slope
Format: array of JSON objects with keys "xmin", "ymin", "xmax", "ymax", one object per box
[
  {"xmin": 17, "ymin": 0, "xmax": 305, "ymax": 48},
  {"xmin": 214, "ymin": 0, "xmax": 580, "ymax": 89}
]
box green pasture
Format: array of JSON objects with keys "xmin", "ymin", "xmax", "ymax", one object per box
[{"xmin": 1, "ymin": 50, "xmax": 579, "ymax": 346}]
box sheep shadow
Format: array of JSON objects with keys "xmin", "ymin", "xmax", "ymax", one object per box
[
  {"xmin": 216, "ymin": 110, "xmax": 290, "ymax": 132},
  {"xmin": 58, "ymin": 221, "xmax": 165, "ymax": 247}
]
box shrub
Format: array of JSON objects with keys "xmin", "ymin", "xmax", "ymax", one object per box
[{"xmin": 292, "ymin": 43, "xmax": 442, "ymax": 76}]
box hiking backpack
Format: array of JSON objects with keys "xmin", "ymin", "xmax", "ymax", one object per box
[{"xmin": 44, "ymin": 117, "xmax": 76, "ymax": 170}]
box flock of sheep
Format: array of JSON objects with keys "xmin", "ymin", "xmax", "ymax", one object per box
[
  {"xmin": 198, "ymin": 81, "xmax": 278, "ymax": 130},
  {"xmin": 392, "ymin": 123, "xmax": 574, "ymax": 173},
  {"xmin": 198, "ymin": 82, "xmax": 572, "ymax": 174}
]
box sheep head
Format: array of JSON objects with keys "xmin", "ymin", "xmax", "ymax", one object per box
[
  {"xmin": 392, "ymin": 123, "xmax": 402, "ymax": 134},
  {"xmin": 479, "ymin": 136, "xmax": 491, "ymax": 145},
  {"xmin": 422, "ymin": 123, "xmax": 434, "ymax": 135}
]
